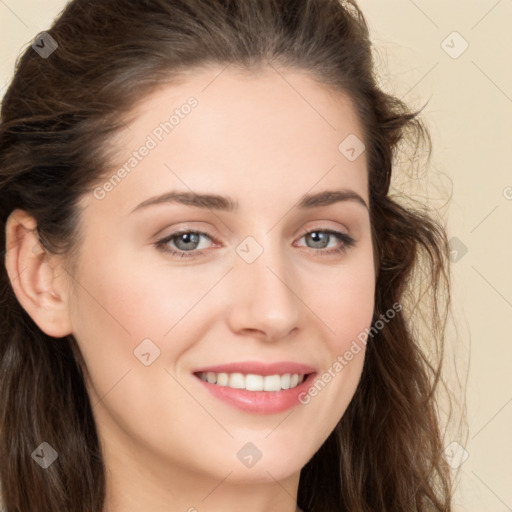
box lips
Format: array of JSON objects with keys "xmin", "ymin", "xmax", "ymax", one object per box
[
  {"xmin": 192, "ymin": 361, "xmax": 316, "ymax": 376},
  {"xmin": 192, "ymin": 361, "xmax": 317, "ymax": 414}
]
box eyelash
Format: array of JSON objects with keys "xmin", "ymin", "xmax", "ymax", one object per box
[{"xmin": 154, "ymin": 228, "xmax": 356, "ymax": 259}]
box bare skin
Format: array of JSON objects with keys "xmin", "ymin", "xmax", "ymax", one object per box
[{"xmin": 5, "ymin": 65, "xmax": 375, "ymax": 512}]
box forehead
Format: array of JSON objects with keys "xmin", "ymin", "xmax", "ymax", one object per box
[{"xmin": 89, "ymin": 65, "xmax": 368, "ymax": 215}]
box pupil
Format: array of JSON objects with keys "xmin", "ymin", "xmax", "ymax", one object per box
[
  {"xmin": 177, "ymin": 232, "xmax": 199, "ymax": 250},
  {"xmin": 308, "ymin": 231, "xmax": 328, "ymax": 248}
]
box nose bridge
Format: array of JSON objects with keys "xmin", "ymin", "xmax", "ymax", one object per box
[{"xmin": 228, "ymin": 235, "xmax": 301, "ymax": 340}]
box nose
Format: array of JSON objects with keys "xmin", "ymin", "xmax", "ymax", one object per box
[{"xmin": 226, "ymin": 242, "xmax": 301, "ymax": 342}]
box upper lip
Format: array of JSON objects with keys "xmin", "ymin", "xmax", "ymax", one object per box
[{"xmin": 193, "ymin": 361, "xmax": 317, "ymax": 376}]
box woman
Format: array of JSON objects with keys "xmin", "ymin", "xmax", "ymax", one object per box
[{"xmin": 0, "ymin": 0, "xmax": 452, "ymax": 511}]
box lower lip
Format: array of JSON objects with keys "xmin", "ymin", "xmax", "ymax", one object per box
[{"xmin": 193, "ymin": 373, "xmax": 316, "ymax": 414}]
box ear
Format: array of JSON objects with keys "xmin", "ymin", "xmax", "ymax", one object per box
[{"xmin": 4, "ymin": 209, "xmax": 73, "ymax": 338}]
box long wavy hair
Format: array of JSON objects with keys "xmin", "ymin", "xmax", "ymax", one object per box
[{"xmin": 0, "ymin": 0, "xmax": 453, "ymax": 510}]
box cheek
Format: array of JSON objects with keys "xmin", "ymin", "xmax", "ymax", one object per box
[
  {"xmin": 68, "ymin": 244, "xmax": 231, "ymax": 387},
  {"xmin": 295, "ymin": 252, "xmax": 374, "ymax": 427},
  {"xmin": 66, "ymin": 251, "xmax": 221, "ymax": 455},
  {"xmin": 306, "ymin": 254, "xmax": 376, "ymax": 353}
]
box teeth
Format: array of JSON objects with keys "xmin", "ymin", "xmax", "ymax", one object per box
[
  {"xmin": 245, "ymin": 374, "xmax": 263, "ymax": 391},
  {"xmin": 197, "ymin": 372, "xmax": 305, "ymax": 391},
  {"xmin": 263, "ymin": 374, "xmax": 281, "ymax": 391},
  {"xmin": 216, "ymin": 372, "xmax": 229, "ymax": 386},
  {"xmin": 229, "ymin": 373, "xmax": 245, "ymax": 389},
  {"xmin": 280, "ymin": 373, "xmax": 291, "ymax": 389}
]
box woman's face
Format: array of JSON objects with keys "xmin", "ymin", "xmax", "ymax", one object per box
[{"xmin": 65, "ymin": 66, "xmax": 375, "ymax": 491}]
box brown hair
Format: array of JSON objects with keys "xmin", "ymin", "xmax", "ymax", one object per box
[{"xmin": 0, "ymin": 0, "xmax": 452, "ymax": 510}]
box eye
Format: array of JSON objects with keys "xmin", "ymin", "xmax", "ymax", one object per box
[
  {"xmin": 154, "ymin": 230, "xmax": 216, "ymax": 257},
  {"xmin": 295, "ymin": 229, "xmax": 356, "ymax": 255},
  {"xmin": 154, "ymin": 227, "xmax": 356, "ymax": 259}
]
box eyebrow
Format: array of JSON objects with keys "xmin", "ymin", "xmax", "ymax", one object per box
[{"xmin": 130, "ymin": 188, "xmax": 368, "ymax": 213}]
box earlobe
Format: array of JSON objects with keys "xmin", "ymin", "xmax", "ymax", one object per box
[{"xmin": 4, "ymin": 209, "xmax": 73, "ymax": 338}]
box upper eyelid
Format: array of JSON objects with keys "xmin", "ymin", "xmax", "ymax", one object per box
[
  {"xmin": 158, "ymin": 219, "xmax": 352, "ymax": 238},
  {"xmin": 160, "ymin": 225, "xmax": 350, "ymax": 240}
]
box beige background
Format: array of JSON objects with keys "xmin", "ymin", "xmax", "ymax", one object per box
[{"xmin": 1, "ymin": 1, "xmax": 511, "ymax": 510}]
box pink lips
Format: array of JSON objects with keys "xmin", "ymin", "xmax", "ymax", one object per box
[{"xmin": 192, "ymin": 360, "xmax": 317, "ymax": 415}]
